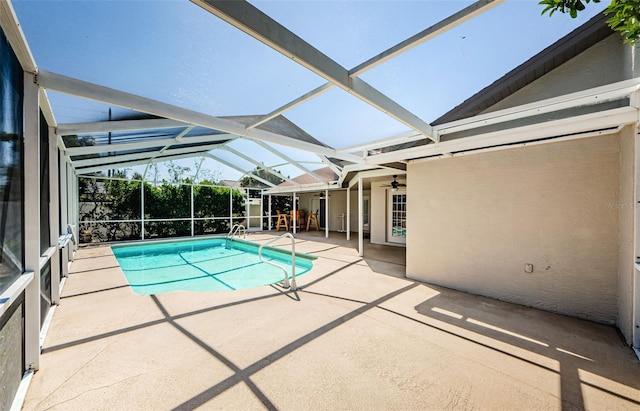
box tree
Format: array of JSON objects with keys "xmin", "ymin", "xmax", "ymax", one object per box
[
  {"xmin": 62, "ymin": 134, "xmax": 98, "ymax": 161},
  {"xmin": 165, "ymin": 161, "xmax": 192, "ymax": 184},
  {"xmin": 540, "ymin": 0, "xmax": 640, "ymax": 44},
  {"xmin": 239, "ymin": 167, "xmax": 292, "ymax": 221},
  {"xmin": 240, "ymin": 166, "xmax": 285, "ymax": 189}
]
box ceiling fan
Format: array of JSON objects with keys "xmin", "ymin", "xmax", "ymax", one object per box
[{"xmin": 381, "ymin": 175, "xmax": 406, "ymax": 190}]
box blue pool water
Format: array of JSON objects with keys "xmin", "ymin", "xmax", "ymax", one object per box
[{"xmin": 112, "ymin": 238, "xmax": 315, "ymax": 295}]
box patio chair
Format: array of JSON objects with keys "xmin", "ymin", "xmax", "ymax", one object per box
[
  {"xmin": 290, "ymin": 210, "xmax": 305, "ymax": 231},
  {"xmin": 276, "ymin": 210, "xmax": 289, "ymax": 231},
  {"xmin": 306, "ymin": 210, "xmax": 319, "ymax": 231}
]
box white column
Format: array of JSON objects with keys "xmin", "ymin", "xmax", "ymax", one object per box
[
  {"xmin": 75, "ymin": 174, "xmax": 79, "ymax": 236},
  {"xmin": 141, "ymin": 181, "xmax": 145, "ymax": 240},
  {"xmin": 358, "ymin": 176, "xmax": 363, "ymax": 257},
  {"xmin": 190, "ymin": 184, "xmax": 195, "ymax": 236},
  {"xmin": 59, "ymin": 153, "xmax": 68, "ymax": 231},
  {"xmin": 59, "ymin": 153, "xmax": 69, "ymax": 278},
  {"xmin": 325, "ymin": 189, "xmax": 329, "ymax": 238},
  {"xmin": 23, "ymin": 72, "xmax": 41, "ymax": 371},
  {"xmin": 292, "ymin": 193, "xmax": 297, "ymax": 234},
  {"xmin": 49, "ymin": 128, "xmax": 61, "ymax": 304},
  {"xmin": 268, "ymin": 195, "xmax": 272, "ymax": 230},
  {"xmin": 346, "ymin": 186, "xmax": 350, "ymax": 241},
  {"xmin": 229, "ymin": 188, "xmax": 233, "ymax": 229},
  {"xmin": 259, "ymin": 190, "xmax": 264, "ymax": 231},
  {"xmin": 71, "ymin": 174, "xmax": 76, "ymax": 234},
  {"xmin": 66, "ymin": 162, "xmax": 72, "ymax": 237},
  {"xmin": 72, "ymin": 172, "xmax": 79, "ymax": 251},
  {"xmin": 66, "ymin": 162, "xmax": 75, "ymax": 259}
]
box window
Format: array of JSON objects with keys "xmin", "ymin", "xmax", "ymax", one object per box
[
  {"xmin": 0, "ymin": 27, "xmax": 25, "ymax": 294},
  {"xmin": 40, "ymin": 111, "xmax": 50, "ymax": 254}
]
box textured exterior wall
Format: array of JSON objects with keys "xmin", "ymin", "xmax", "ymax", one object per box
[
  {"xmin": 617, "ymin": 125, "xmax": 635, "ymax": 343},
  {"xmin": 406, "ymin": 135, "xmax": 620, "ymax": 323}
]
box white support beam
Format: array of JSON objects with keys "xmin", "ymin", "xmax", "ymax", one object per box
[
  {"xmin": 254, "ymin": 141, "xmax": 327, "ymax": 183},
  {"xmin": 65, "ymin": 133, "xmax": 233, "ymax": 157},
  {"xmin": 435, "ymin": 77, "xmax": 640, "ymax": 137},
  {"xmin": 367, "ymin": 107, "xmax": 640, "ymax": 165},
  {"xmin": 292, "ymin": 193, "xmax": 297, "ymax": 234},
  {"xmin": 59, "ymin": 151, "xmax": 68, "ymax": 236},
  {"xmin": 348, "ymin": 168, "xmax": 401, "ymax": 189},
  {"xmin": 39, "ymin": 89, "xmax": 57, "ymax": 128},
  {"xmin": 48, "ymin": 127, "xmax": 60, "ymax": 305},
  {"xmin": 193, "ymin": 156, "xmax": 206, "ymax": 181},
  {"xmin": 340, "ymin": 130, "xmax": 422, "ymax": 154},
  {"xmin": 349, "ymin": 0, "xmax": 505, "ymax": 76},
  {"xmin": 158, "ymin": 125, "xmax": 194, "ymax": 154},
  {"xmin": 23, "ymin": 72, "xmax": 40, "ymax": 372},
  {"xmin": 56, "ymin": 135, "xmax": 67, "ymax": 153},
  {"xmin": 247, "ymin": 83, "xmax": 335, "ymax": 129},
  {"xmin": 58, "ymin": 151, "xmax": 69, "ymax": 280},
  {"xmin": 238, "ymin": 1, "xmax": 503, "ymax": 143},
  {"xmin": 319, "ymin": 155, "xmax": 342, "ymax": 175},
  {"xmin": 222, "ymin": 146, "xmax": 299, "ymax": 185},
  {"xmin": 324, "ymin": 189, "xmax": 329, "ymax": 238},
  {"xmin": 77, "ymin": 151, "xmax": 216, "ymax": 175},
  {"xmin": 72, "ymin": 143, "xmax": 223, "ymax": 168},
  {"xmin": 0, "ymin": 0, "xmax": 37, "ymax": 72},
  {"xmin": 337, "ymin": 163, "xmax": 394, "ymax": 186},
  {"xmin": 36, "ymin": 70, "xmax": 363, "ymax": 164},
  {"xmin": 73, "ymin": 172, "xmax": 79, "ymax": 239},
  {"xmin": 204, "ymin": 153, "xmax": 276, "ymax": 187},
  {"xmin": 65, "ymin": 162, "xmax": 73, "ymax": 248},
  {"xmin": 263, "ymin": 182, "xmax": 334, "ymax": 195},
  {"xmin": 193, "ymin": 0, "xmax": 434, "ymax": 140},
  {"xmin": 57, "ymin": 118, "xmax": 188, "ymax": 135},
  {"xmin": 346, "ymin": 185, "xmax": 350, "ymax": 241}
]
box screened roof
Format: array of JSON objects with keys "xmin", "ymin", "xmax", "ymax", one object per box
[{"xmin": 9, "ymin": 0, "xmax": 610, "ymax": 186}]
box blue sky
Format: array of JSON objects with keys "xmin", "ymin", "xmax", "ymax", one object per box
[{"xmin": 12, "ymin": 0, "xmax": 609, "ymax": 180}]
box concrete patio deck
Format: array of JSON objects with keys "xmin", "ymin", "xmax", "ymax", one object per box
[{"xmin": 23, "ymin": 233, "xmax": 640, "ymax": 410}]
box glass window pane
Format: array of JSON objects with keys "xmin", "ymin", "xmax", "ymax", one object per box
[
  {"xmin": 0, "ymin": 28, "xmax": 24, "ymax": 294},
  {"xmin": 40, "ymin": 111, "xmax": 50, "ymax": 254}
]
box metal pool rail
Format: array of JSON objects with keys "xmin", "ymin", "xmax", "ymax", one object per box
[
  {"xmin": 227, "ymin": 223, "xmax": 246, "ymax": 238},
  {"xmin": 258, "ymin": 233, "xmax": 297, "ymax": 290}
]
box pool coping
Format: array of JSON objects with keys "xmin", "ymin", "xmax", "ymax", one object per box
[{"xmin": 110, "ymin": 234, "xmax": 318, "ymax": 261}]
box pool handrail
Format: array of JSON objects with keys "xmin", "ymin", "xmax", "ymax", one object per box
[
  {"xmin": 227, "ymin": 223, "xmax": 246, "ymax": 238},
  {"xmin": 258, "ymin": 233, "xmax": 297, "ymax": 291}
]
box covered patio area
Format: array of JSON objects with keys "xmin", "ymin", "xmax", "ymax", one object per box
[{"xmin": 24, "ymin": 234, "xmax": 640, "ymax": 410}]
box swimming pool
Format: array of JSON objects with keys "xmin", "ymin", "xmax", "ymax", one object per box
[{"xmin": 112, "ymin": 237, "xmax": 315, "ymax": 295}]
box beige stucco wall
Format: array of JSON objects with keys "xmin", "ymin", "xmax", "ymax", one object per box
[
  {"xmin": 406, "ymin": 134, "xmax": 621, "ymax": 324},
  {"xmin": 488, "ymin": 34, "xmax": 627, "ymax": 112},
  {"xmin": 617, "ymin": 125, "xmax": 635, "ymax": 343}
]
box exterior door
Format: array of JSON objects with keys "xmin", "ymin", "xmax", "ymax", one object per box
[
  {"xmin": 363, "ymin": 196, "xmax": 370, "ymax": 233},
  {"xmin": 310, "ymin": 198, "xmax": 326, "ymax": 228},
  {"xmin": 245, "ymin": 198, "xmax": 262, "ymax": 232},
  {"xmin": 387, "ymin": 189, "xmax": 406, "ymax": 244}
]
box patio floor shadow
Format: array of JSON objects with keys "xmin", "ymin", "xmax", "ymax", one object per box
[{"xmin": 23, "ymin": 234, "xmax": 639, "ymax": 410}]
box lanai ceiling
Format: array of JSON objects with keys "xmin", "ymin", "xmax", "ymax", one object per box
[{"xmin": 6, "ymin": 0, "xmax": 610, "ymax": 187}]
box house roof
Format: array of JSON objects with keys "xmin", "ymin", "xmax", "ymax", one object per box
[
  {"xmin": 432, "ymin": 12, "xmax": 614, "ymax": 125},
  {"xmin": 278, "ymin": 166, "xmax": 339, "ymax": 188}
]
